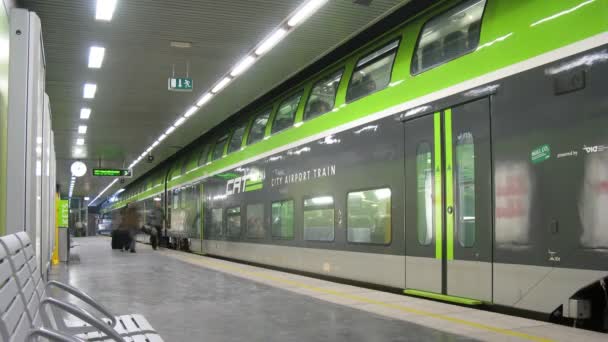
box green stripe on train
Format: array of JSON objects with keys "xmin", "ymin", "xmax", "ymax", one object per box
[
  {"xmin": 444, "ymin": 109, "xmax": 454, "ymax": 261},
  {"xmin": 433, "ymin": 112, "xmax": 442, "ymax": 260},
  {"xmin": 245, "ymin": 183, "xmax": 263, "ymax": 192},
  {"xmin": 404, "ymin": 289, "xmax": 483, "ymax": 305}
]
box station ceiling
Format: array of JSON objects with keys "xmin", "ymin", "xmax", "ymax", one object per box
[{"xmin": 22, "ymin": 0, "xmax": 414, "ymax": 204}]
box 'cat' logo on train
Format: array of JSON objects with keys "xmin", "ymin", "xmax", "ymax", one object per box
[{"xmin": 226, "ymin": 176, "xmax": 248, "ymax": 195}]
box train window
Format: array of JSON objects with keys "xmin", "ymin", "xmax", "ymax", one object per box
[
  {"xmin": 247, "ymin": 109, "xmax": 271, "ymax": 145},
  {"xmin": 211, "ymin": 208, "xmax": 223, "ymax": 237},
  {"xmin": 197, "ymin": 145, "xmax": 210, "ymax": 166},
  {"xmin": 246, "ymin": 203, "xmax": 265, "ymax": 238},
  {"xmin": 271, "ymin": 93, "xmax": 302, "ymax": 134},
  {"xmin": 411, "ymin": 0, "xmax": 486, "ymax": 75},
  {"xmin": 416, "ymin": 142, "xmax": 433, "ymax": 246},
  {"xmin": 304, "ymin": 69, "xmax": 343, "ymax": 121},
  {"xmin": 303, "ymin": 196, "xmax": 334, "ymax": 241},
  {"xmin": 173, "ymin": 191, "xmax": 179, "ymax": 209},
  {"xmin": 346, "ymin": 40, "xmax": 399, "ymax": 103},
  {"xmin": 228, "ymin": 124, "xmax": 247, "ymax": 154},
  {"xmin": 226, "ymin": 206, "xmax": 241, "ymax": 238},
  {"xmin": 347, "ymin": 188, "xmax": 391, "ymax": 244},
  {"xmin": 271, "ymin": 200, "xmax": 294, "ymax": 239},
  {"xmin": 212, "ymin": 133, "xmax": 229, "ymax": 160},
  {"xmin": 455, "ymin": 132, "xmax": 476, "ymax": 247}
]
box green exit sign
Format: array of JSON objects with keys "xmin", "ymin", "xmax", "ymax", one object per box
[
  {"xmin": 92, "ymin": 168, "xmax": 133, "ymax": 177},
  {"xmin": 168, "ymin": 77, "xmax": 193, "ymax": 91}
]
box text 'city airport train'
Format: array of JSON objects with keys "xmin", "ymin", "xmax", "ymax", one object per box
[{"xmin": 100, "ymin": 0, "xmax": 608, "ymax": 331}]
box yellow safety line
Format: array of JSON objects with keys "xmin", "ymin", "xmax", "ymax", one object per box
[{"xmin": 166, "ymin": 252, "xmax": 553, "ymax": 342}]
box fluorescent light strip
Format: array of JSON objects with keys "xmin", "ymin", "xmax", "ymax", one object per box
[
  {"xmin": 288, "ymin": 0, "xmax": 328, "ymax": 27},
  {"xmin": 80, "ymin": 108, "xmax": 91, "ymax": 119},
  {"xmin": 211, "ymin": 77, "xmax": 231, "ymax": 93},
  {"xmin": 83, "ymin": 83, "xmax": 97, "ymax": 99},
  {"xmin": 76, "ymin": 138, "xmax": 85, "ymax": 146},
  {"xmin": 230, "ymin": 55, "xmax": 256, "ymax": 77},
  {"xmin": 184, "ymin": 106, "xmax": 198, "ymax": 118},
  {"xmin": 174, "ymin": 116, "xmax": 186, "ymax": 127},
  {"xmin": 165, "ymin": 126, "xmax": 176, "ymax": 135},
  {"xmin": 96, "ymin": 0, "xmax": 117, "ymax": 21},
  {"xmin": 88, "ymin": 178, "xmax": 119, "ymax": 206},
  {"xmin": 196, "ymin": 93, "xmax": 213, "ymax": 107},
  {"xmin": 158, "ymin": 133, "xmax": 167, "ymax": 142},
  {"xmin": 255, "ymin": 29, "xmax": 287, "ymax": 55},
  {"xmin": 88, "ymin": 46, "xmax": 105, "ymax": 68},
  {"xmin": 78, "ymin": 125, "xmax": 88, "ymax": 134}
]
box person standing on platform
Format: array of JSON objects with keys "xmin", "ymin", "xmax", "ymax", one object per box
[
  {"xmin": 114, "ymin": 207, "xmax": 130, "ymax": 251},
  {"xmin": 147, "ymin": 200, "xmax": 165, "ymax": 250}
]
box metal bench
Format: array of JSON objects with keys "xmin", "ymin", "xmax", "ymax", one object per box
[
  {"xmin": 0, "ymin": 232, "xmax": 164, "ymax": 341},
  {"xmin": 0, "ymin": 234, "xmax": 88, "ymax": 341}
]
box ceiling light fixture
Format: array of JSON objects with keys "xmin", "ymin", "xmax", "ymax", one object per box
[
  {"xmin": 255, "ymin": 28, "xmax": 287, "ymax": 55},
  {"xmin": 83, "ymin": 83, "xmax": 97, "ymax": 99},
  {"xmin": 73, "ymin": 147, "xmax": 85, "ymax": 158},
  {"xmin": 95, "ymin": 0, "xmax": 117, "ymax": 21},
  {"xmin": 84, "ymin": 197, "xmax": 90, "ymax": 201},
  {"xmin": 78, "ymin": 125, "xmax": 88, "ymax": 134},
  {"xmin": 287, "ymin": 0, "xmax": 328, "ymax": 27},
  {"xmin": 184, "ymin": 106, "xmax": 198, "ymax": 118},
  {"xmin": 80, "ymin": 108, "xmax": 91, "ymax": 119},
  {"xmin": 196, "ymin": 93, "xmax": 213, "ymax": 107},
  {"xmin": 76, "ymin": 138, "xmax": 85, "ymax": 146},
  {"xmin": 88, "ymin": 178, "xmax": 119, "ymax": 206},
  {"xmin": 165, "ymin": 126, "xmax": 176, "ymax": 135},
  {"xmin": 173, "ymin": 116, "xmax": 186, "ymax": 127},
  {"xmin": 170, "ymin": 41, "xmax": 192, "ymax": 48},
  {"xmin": 211, "ymin": 77, "xmax": 231, "ymax": 93},
  {"xmin": 230, "ymin": 55, "xmax": 256, "ymax": 77},
  {"xmin": 88, "ymin": 46, "xmax": 105, "ymax": 68},
  {"xmin": 158, "ymin": 133, "xmax": 167, "ymax": 142}
]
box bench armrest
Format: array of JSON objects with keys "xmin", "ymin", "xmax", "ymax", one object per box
[
  {"xmin": 27, "ymin": 327, "xmax": 86, "ymax": 342},
  {"xmin": 40, "ymin": 298, "xmax": 124, "ymax": 342},
  {"xmin": 46, "ymin": 280, "xmax": 117, "ymax": 327}
]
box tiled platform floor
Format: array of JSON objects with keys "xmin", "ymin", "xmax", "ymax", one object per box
[{"xmin": 50, "ymin": 237, "xmax": 606, "ymax": 342}]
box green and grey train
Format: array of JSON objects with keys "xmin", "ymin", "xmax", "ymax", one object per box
[{"xmin": 102, "ymin": 0, "xmax": 608, "ymax": 330}]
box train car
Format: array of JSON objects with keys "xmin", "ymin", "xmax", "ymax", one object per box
[{"xmin": 105, "ymin": 0, "xmax": 608, "ymax": 330}]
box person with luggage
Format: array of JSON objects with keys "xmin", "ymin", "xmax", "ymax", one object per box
[
  {"xmin": 112, "ymin": 206, "xmax": 131, "ymax": 251},
  {"xmin": 123, "ymin": 204, "xmax": 141, "ymax": 253}
]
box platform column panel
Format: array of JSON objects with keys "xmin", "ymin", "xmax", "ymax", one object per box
[
  {"xmin": 0, "ymin": 4, "xmax": 7, "ymax": 236},
  {"xmin": 6, "ymin": 10, "xmax": 45, "ymax": 254}
]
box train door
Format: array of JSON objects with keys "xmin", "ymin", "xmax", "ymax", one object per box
[
  {"xmin": 199, "ymin": 182, "xmax": 204, "ymax": 254},
  {"xmin": 404, "ymin": 97, "xmax": 492, "ymax": 302}
]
